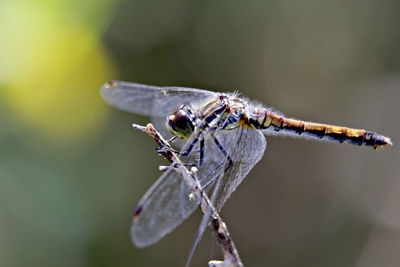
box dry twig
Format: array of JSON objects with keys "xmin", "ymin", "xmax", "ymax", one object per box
[{"xmin": 132, "ymin": 123, "xmax": 243, "ymax": 267}]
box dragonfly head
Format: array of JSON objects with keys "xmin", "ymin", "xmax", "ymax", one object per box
[{"xmin": 167, "ymin": 105, "xmax": 195, "ymax": 140}]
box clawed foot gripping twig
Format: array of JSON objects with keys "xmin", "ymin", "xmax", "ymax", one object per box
[{"xmin": 132, "ymin": 123, "xmax": 243, "ymax": 267}]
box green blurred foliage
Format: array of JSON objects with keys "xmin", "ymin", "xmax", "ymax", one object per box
[{"xmin": 0, "ymin": 0, "xmax": 399, "ymax": 267}]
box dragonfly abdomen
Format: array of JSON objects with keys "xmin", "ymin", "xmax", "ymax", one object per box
[{"xmin": 248, "ymin": 109, "xmax": 392, "ymax": 149}]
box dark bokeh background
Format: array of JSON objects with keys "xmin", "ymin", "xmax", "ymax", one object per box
[{"xmin": 1, "ymin": 1, "xmax": 399, "ymax": 266}]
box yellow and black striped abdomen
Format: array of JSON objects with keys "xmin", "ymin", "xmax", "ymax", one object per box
[{"xmin": 248, "ymin": 109, "xmax": 392, "ymax": 149}]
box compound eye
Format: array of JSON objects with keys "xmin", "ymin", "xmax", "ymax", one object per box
[
  {"xmin": 173, "ymin": 110, "xmax": 189, "ymax": 130},
  {"xmin": 167, "ymin": 104, "xmax": 194, "ymax": 139}
]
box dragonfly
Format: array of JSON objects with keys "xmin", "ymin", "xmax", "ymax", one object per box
[{"xmin": 101, "ymin": 81, "xmax": 392, "ymax": 249}]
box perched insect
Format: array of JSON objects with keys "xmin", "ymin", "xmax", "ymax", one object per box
[{"xmin": 101, "ymin": 81, "xmax": 392, "ymax": 248}]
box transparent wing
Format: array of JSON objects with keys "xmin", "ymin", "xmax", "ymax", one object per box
[
  {"xmin": 131, "ymin": 167, "xmax": 197, "ymax": 248},
  {"xmin": 130, "ymin": 128, "xmax": 228, "ymax": 247},
  {"xmin": 210, "ymin": 127, "xmax": 267, "ymax": 211},
  {"xmin": 130, "ymin": 126, "xmax": 241, "ymax": 247},
  {"xmin": 101, "ymin": 81, "xmax": 216, "ymax": 117},
  {"xmin": 130, "ymin": 126, "xmax": 266, "ymax": 247},
  {"xmin": 182, "ymin": 127, "xmax": 266, "ymax": 265}
]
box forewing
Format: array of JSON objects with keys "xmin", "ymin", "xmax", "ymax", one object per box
[
  {"xmin": 101, "ymin": 81, "xmax": 215, "ymax": 117},
  {"xmin": 131, "ymin": 167, "xmax": 197, "ymax": 248}
]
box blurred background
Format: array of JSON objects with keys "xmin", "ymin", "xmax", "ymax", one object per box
[{"xmin": 1, "ymin": 0, "xmax": 399, "ymax": 266}]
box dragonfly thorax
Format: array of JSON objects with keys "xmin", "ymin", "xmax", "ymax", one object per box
[{"xmin": 167, "ymin": 104, "xmax": 196, "ymax": 140}]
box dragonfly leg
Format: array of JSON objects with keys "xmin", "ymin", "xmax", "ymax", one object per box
[
  {"xmin": 199, "ymin": 134, "xmax": 233, "ymax": 189},
  {"xmin": 166, "ymin": 136, "xmax": 178, "ymax": 143},
  {"xmin": 199, "ymin": 138, "xmax": 205, "ymax": 166},
  {"xmin": 155, "ymin": 146, "xmax": 179, "ymax": 154},
  {"xmin": 180, "ymin": 136, "xmax": 200, "ymax": 156},
  {"xmin": 156, "ymin": 134, "xmax": 201, "ymax": 156},
  {"xmin": 211, "ymin": 135, "xmax": 233, "ymax": 171},
  {"xmin": 181, "ymin": 138, "xmax": 204, "ymax": 167},
  {"xmin": 156, "ymin": 136, "xmax": 204, "ymax": 169}
]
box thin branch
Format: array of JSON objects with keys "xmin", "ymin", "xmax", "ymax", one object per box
[{"xmin": 132, "ymin": 123, "xmax": 243, "ymax": 267}]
